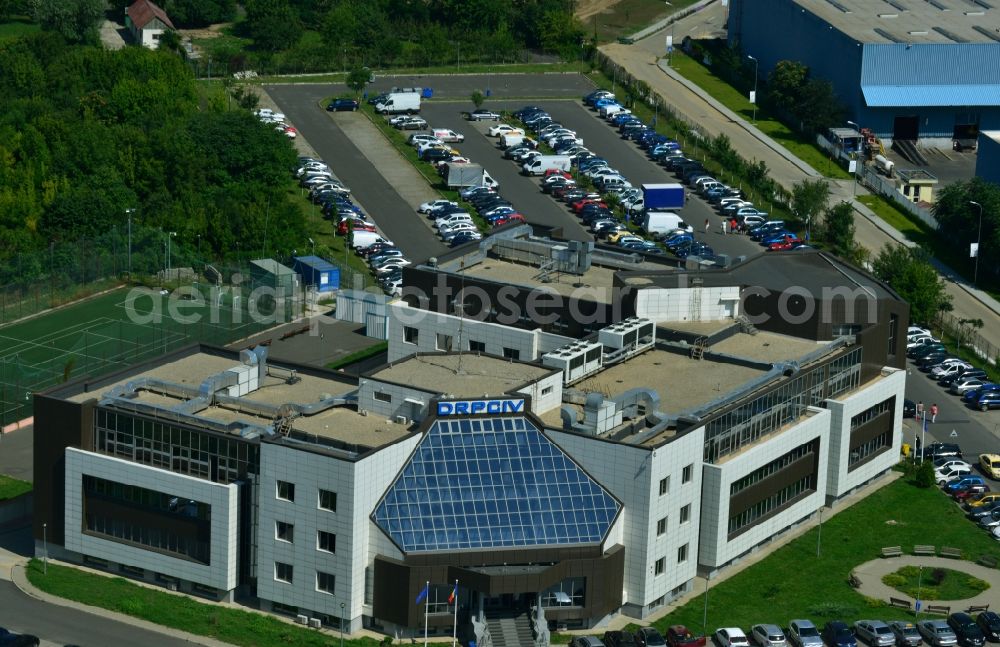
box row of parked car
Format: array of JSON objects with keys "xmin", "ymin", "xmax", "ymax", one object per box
[
  {"xmin": 256, "ymin": 108, "xmax": 297, "ymax": 139},
  {"xmin": 906, "ymin": 326, "xmax": 1000, "ymax": 412},
  {"xmin": 571, "ymin": 614, "xmax": 1000, "ymax": 647}
]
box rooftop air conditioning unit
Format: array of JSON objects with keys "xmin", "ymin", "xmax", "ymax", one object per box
[
  {"xmin": 296, "ymin": 615, "xmax": 309, "ymax": 625},
  {"xmin": 359, "ymin": 409, "xmax": 369, "ymax": 416},
  {"xmin": 541, "ymin": 341, "xmax": 603, "ymax": 384},
  {"xmin": 309, "ymin": 618, "xmax": 322, "ymax": 629},
  {"xmin": 599, "ymin": 318, "xmax": 656, "ymax": 352},
  {"xmin": 395, "ymin": 415, "xmax": 409, "ymax": 425}
]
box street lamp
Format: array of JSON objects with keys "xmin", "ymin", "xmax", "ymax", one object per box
[
  {"xmin": 969, "ymin": 201, "xmax": 984, "ymax": 288},
  {"xmin": 42, "ymin": 522, "xmax": 47, "ymax": 574},
  {"xmin": 167, "ymin": 231, "xmax": 177, "ymax": 278},
  {"xmin": 747, "ymin": 55, "xmax": 759, "ymax": 124},
  {"xmin": 308, "ymin": 237, "xmax": 316, "ymax": 256},
  {"xmin": 914, "ymin": 565, "xmax": 924, "ymax": 619},
  {"xmin": 846, "ymin": 121, "xmax": 860, "ymax": 195},
  {"xmin": 125, "ymin": 208, "xmax": 136, "ymax": 278},
  {"xmin": 340, "ymin": 601, "xmax": 346, "ymax": 647}
]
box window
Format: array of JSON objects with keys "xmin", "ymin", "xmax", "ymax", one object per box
[
  {"xmin": 275, "ymin": 521, "xmax": 294, "ymax": 543},
  {"xmin": 888, "ymin": 314, "xmax": 898, "ymax": 356},
  {"xmin": 317, "ymin": 571, "xmax": 335, "ymax": 594},
  {"xmin": 654, "ymin": 557, "xmax": 665, "ymax": 575},
  {"xmin": 659, "ymin": 477, "xmax": 669, "ymax": 496},
  {"xmin": 318, "ymin": 530, "xmax": 336, "ymax": 554},
  {"xmin": 680, "ymin": 504, "xmax": 691, "ymax": 524},
  {"xmin": 850, "ymin": 397, "xmax": 895, "ymax": 430},
  {"xmin": 730, "ymin": 440, "xmax": 819, "ymax": 496},
  {"xmin": 469, "ymin": 340, "xmax": 486, "ymax": 352},
  {"xmin": 656, "ymin": 517, "xmax": 667, "ymax": 536},
  {"xmin": 728, "ymin": 474, "xmax": 815, "ymax": 535},
  {"xmin": 677, "ymin": 543, "xmax": 688, "ymax": 563},
  {"xmin": 276, "ymin": 480, "xmax": 295, "ymax": 502},
  {"xmin": 682, "ymin": 464, "xmax": 693, "ymax": 484},
  {"xmin": 275, "ymin": 562, "xmax": 293, "ymax": 583},
  {"xmin": 541, "ymin": 386, "xmax": 553, "ymax": 396},
  {"xmin": 319, "ymin": 489, "xmax": 337, "ymax": 512},
  {"xmin": 374, "ymin": 391, "xmax": 392, "ymax": 403},
  {"xmin": 436, "ymin": 333, "xmax": 453, "ymax": 351},
  {"xmin": 502, "ymin": 347, "xmax": 520, "ymax": 360},
  {"xmin": 403, "ymin": 326, "xmax": 418, "ymax": 345}
]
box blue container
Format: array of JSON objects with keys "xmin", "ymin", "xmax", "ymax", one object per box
[
  {"xmin": 292, "ymin": 256, "xmax": 340, "ymax": 292},
  {"xmin": 422, "ymin": 87, "xmax": 433, "ymax": 99}
]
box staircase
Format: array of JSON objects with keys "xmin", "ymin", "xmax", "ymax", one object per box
[
  {"xmin": 485, "ymin": 611, "xmax": 534, "ymax": 647},
  {"xmin": 736, "ymin": 315, "xmax": 758, "ymax": 335},
  {"xmin": 690, "ymin": 336, "xmax": 707, "ymax": 360},
  {"xmin": 892, "ymin": 139, "xmax": 928, "ymax": 166}
]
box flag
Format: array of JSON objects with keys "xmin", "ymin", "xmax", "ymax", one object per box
[
  {"xmin": 448, "ymin": 582, "xmax": 457, "ymax": 604},
  {"xmin": 415, "ymin": 582, "xmax": 429, "ymax": 605}
]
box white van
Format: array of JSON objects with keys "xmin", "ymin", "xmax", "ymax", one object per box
[
  {"xmin": 642, "ymin": 212, "xmax": 692, "ymax": 236},
  {"xmin": 432, "ymin": 128, "xmax": 465, "ymax": 143},
  {"xmin": 352, "ymin": 231, "xmax": 391, "ymax": 250},
  {"xmin": 435, "ymin": 213, "xmax": 473, "ymax": 228},
  {"xmin": 521, "ymin": 155, "xmax": 572, "ymax": 176},
  {"xmin": 375, "ymin": 92, "xmax": 420, "ymax": 115},
  {"xmin": 596, "ymin": 176, "xmax": 632, "ymax": 193},
  {"xmin": 499, "ymin": 133, "xmax": 527, "ymax": 149}
]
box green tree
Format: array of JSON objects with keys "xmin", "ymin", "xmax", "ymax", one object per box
[
  {"xmin": 470, "ymin": 90, "xmax": 485, "ymax": 109},
  {"xmin": 28, "ymin": 0, "xmax": 105, "ymax": 44},
  {"xmin": 161, "ymin": 0, "xmax": 236, "ymax": 28},
  {"xmin": 156, "ymin": 28, "xmax": 182, "ymax": 54},
  {"xmin": 821, "ymin": 201, "xmax": 860, "ymax": 262},
  {"xmin": 871, "ymin": 244, "xmax": 953, "ymax": 325},
  {"xmin": 933, "ymin": 178, "xmax": 1000, "ymax": 281},
  {"xmin": 798, "ymin": 78, "xmax": 846, "ymax": 134},
  {"xmin": 345, "ymin": 66, "xmax": 369, "ymax": 95},
  {"xmin": 915, "ymin": 459, "xmax": 935, "ymax": 488},
  {"xmin": 766, "ymin": 60, "xmax": 808, "ymax": 115},
  {"xmin": 791, "ymin": 179, "xmax": 830, "ymax": 234},
  {"xmin": 243, "ymin": 0, "xmax": 302, "ymax": 52}
]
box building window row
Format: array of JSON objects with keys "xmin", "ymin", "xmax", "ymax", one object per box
[
  {"xmin": 274, "ymin": 565, "xmax": 336, "ymax": 593},
  {"xmin": 849, "ymin": 430, "xmax": 892, "ymax": 470},
  {"xmin": 729, "ymin": 439, "xmax": 819, "ymax": 496},
  {"xmin": 850, "ymin": 397, "xmax": 896, "ymax": 430},
  {"xmin": 704, "ymin": 348, "xmax": 861, "ymax": 463},
  {"xmin": 728, "ymin": 474, "xmax": 815, "ymax": 536},
  {"xmin": 85, "ymin": 513, "xmax": 212, "ymax": 565}
]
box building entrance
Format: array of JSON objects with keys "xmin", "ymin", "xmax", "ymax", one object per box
[{"xmin": 893, "ymin": 115, "xmax": 919, "ymax": 141}]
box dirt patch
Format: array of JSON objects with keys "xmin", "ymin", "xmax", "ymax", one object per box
[
  {"xmin": 576, "ymin": 0, "xmax": 622, "ymax": 20},
  {"xmin": 178, "ymin": 21, "xmax": 233, "ymax": 41}
]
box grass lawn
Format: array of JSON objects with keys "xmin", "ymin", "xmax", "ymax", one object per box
[
  {"xmin": 26, "ymin": 560, "xmax": 383, "ymax": 647},
  {"xmin": 881, "ymin": 565, "xmax": 989, "ymax": 601},
  {"xmin": 0, "ymin": 474, "xmax": 31, "ymax": 500},
  {"xmin": 589, "ymin": 0, "xmax": 699, "ymax": 43},
  {"xmin": 668, "ymin": 50, "xmax": 851, "ymax": 181},
  {"xmin": 625, "ymin": 475, "xmax": 1000, "ymax": 637},
  {"xmin": 0, "ymin": 17, "xmax": 40, "ymax": 41},
  {"xmin": 259, "ymin": 61, "xmax": 592, "ymax": 84}
]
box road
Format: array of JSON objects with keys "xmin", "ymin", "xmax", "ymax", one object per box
[
  {"xmin": 0, "ymin": 578, "xmax": 194, "ymax": 647},
  {"xmin": 266, "ymin": 84, "xmax": 448, "ymax": 262},
  {"xmin": 320, "ymin": 73, "xmax": 596, "ymax": 101}
]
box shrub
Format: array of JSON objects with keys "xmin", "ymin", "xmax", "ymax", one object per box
[
  {"xmin": 882, "ymin": 574, "xmax": 906, "ymax": 588},
  {"xmin": 930, "ymin": 568, "xmax": 947, "ymax": 586},
  {"xmin": 967, "ymin": 577, "xmax": 991, "ymax": 592},
  {"xmin": 915, "ymin": 460, "xmax": 935, "ymax": 488}
]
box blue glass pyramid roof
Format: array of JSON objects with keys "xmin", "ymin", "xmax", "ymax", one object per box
[{"xmin": 373, "ymin": 416, "xmax": 621, "ymax": 553}]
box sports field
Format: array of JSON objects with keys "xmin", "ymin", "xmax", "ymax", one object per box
[{"xmin": 0, "ymin": 284, "xmax": 294, "ymax": 425}]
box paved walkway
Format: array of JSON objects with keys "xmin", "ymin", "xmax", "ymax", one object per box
[
  {"xmin": 600, "ymin": 9, "xmax": 1000, "ymax": 353},
  {"xmin": 854, "ymin": 555, "xmax": 1000, "ymax": 608}
]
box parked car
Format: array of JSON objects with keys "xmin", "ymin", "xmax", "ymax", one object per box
[
  {"xmin": 636, "ymin": 628, "xmax": 668, "ymax": 647},
  {"xmin": 790, "ymin": 621, "xmax": 825, "ymax": 647},
  {"xmin": 855, "ymin": 621, "xmax": 896, "ymax": 647},
  {"xmin": 605, "ymin": 631, "xmax": 639, "ymax": 647},
  {"xmin": 572, "ymin": 639, "xmax": 607, "ymax": 647},
  {"xmin": 935, "ymin": 464, "xmax": 973, "ymax": 485},
  {"xmin": 974, "ymin": 611, "xmax": 1000, "ymax": 642},
  {"xmin": 943, "ymin": 475, "xmax": 985, "ymax": 494},
  {"xmin": 889, "ymin": 622, "xmax": 922, "ymax": 647},
  {"xmin": 668, "ymin": 627, "xmax": 708, "ymax": 647},
  {"xmin": 326, "ymin": 98, "xmax": 359, "ymax": 111},
  {"xmin": 468, "ymin": 109, "xmax": 501, "ymax": 121},
  {"xmin": 917, "ymin": 620, "xmax": 958, "ymax": 647},
  {"xmin": 965, "ymin": 492, "xmax": 1000, "ymax": 510},
  {"xmin": 953, "ymin": 482, "xmax": 989, "ymax": 502},
  {"xmin": 975, "ymin": 391, "xmax": 1000, "ymax": 411},
  {"xmin": 923, "ymin": 443, "xmax": 963, "ymax": 461},
  {"xmin": 979, "ymin": 454, "xmax": 1000, "ymax": 479},
  {"xmin": 947, "ymin": 614, "xmax": 985, "ymax": 647},
  {"xmin": 964, "ymin": 384, "xmax": 1000, "ymax": 403},
  {"xmin": 716, "ymin": 629, "xmax": 751, "ymax": 647},
  {"xmin": 823, "ymin": 621, "xmax": 858, "ymax": 647},
  {"xmin": 752, "ymin": 625, "xmax": 788, "ymax": 647}
]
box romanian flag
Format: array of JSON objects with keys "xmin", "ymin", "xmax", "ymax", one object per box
[{"xmin": 448, "ymin": 582, "xmax": 458, "ymax": 604}]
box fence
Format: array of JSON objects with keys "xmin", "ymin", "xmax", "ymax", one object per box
[
  {"xmin": 857, "ymin": 165, "xmax": 938, "ymax": 230},
  {"xmin": 937, "ymin": 312, "xmax": 999, "ymax": 368}
]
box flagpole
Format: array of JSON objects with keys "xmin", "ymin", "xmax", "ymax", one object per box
[
  {"xmin": 452, "ymin": 579, "xmax": 459, "ymax": 647},
  {"xmin": 424, "ymin": 580, "xmax": 430, "ymax": 647},
  {"xmin": 920, "ymin": 411, "xmax": 926, "ymax": 464}
]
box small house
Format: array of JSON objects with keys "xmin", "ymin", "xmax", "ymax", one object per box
[
  {"xmin": 292, "ymin": 256, "xmax": 340, "ymax": 293},
  {"xmin": 125, "ymin": 0, "xmax": 175, "ymax": 49}
]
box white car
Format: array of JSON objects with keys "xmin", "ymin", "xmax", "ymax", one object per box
[
  {"xmin": 936, "ymin": 464, "xmax": 972, "ymax": 486},
  {"xmin": 717, "ymin": 628, "xmax": 751, "ymax": 647},
  {"xmin": 433, "ymin": 129, "xmax": 465, "ymax": 143},
  {"xmin": 418, "ymin": 199, "xmax": 457, "ymax": 214},
  {"xmin": 488, "ymin": 124, "xmax": 524, "ymax": 138},
  {"xmin": 409, "ymin": 134, "xmax": 440, "ymax": 147}
]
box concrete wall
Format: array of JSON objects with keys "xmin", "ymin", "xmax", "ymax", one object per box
[
  {"xmin": 978, "ymin": 132, "xmax": 1000, "ymax": 186},
  {"xmin": 63, "ymin": 448, "xmax": 238, "ymax": 592},
  {"xmin": 635, "ymin": 287, "xmax": 740, "ymax": 322}
]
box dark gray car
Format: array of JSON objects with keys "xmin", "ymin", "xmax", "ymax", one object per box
[{"xmin": 889, "ymin": 622, "xmax": 922, "ymax": 647}]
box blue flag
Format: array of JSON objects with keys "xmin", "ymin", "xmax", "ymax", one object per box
[{"xmin": 415, "ymin": 582, "xmax": 429, "ymax": 605}]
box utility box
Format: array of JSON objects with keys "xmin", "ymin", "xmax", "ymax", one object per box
[
  {"xmin": 292, "ymin": 255, "xmax": 340, "ymax": 293},
  {"xmin": 249, "ymin": 259, "xmax": 298, "ymax": 296}
]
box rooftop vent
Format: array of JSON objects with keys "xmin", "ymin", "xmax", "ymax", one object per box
[
  {"xmin": 824, "ymin": 0, "xmax": 852, "ymax": 12},
  {"xmin": 972, "ymin": 25, "xmax": 1000, "ymax": 40},
  {"xmin": 883, "ymin": 0, "xmax": 908, "ymax": 10},
  {"xmin": 927, "ymin": 0, "xmax": 949, "ymax": 9},
  {"xmin": 878, "ymin": 12, "xmax": 899, "ymax": 18},
  {"xmin": 874, "ymin": 27, "xmax": 906, "ymax": 42},
  {"xmin": 933, "ymin": 26, "xmax": 969, "ymax": 42}
]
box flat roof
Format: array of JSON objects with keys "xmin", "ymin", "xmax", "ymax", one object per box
[
  {"xmin": 462, "ymin": 258, "xmax": 623, "ymax": 303},
  {"xmin": 74, "ymin": 352, "xmax": 412, "ymax": 450},
  {"xmin": 709, "ymin": 330, "xmax": 827, "ymax": 364},
  {"xmin": 796, "ymin": 0, "xmax": 1000, "ymax": 45},
  {"xmin": 368, "ymin": 353, "xmax": 555, "ymax": 398}
]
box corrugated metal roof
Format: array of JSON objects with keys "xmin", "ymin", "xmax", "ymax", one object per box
[
  {"xmin": 862, "ymin": 84, "xmax": 1000, "ymax": 106},
  {"xmin": 861, "ymin": 43, "xmax": 1000, "ymax": 87}
]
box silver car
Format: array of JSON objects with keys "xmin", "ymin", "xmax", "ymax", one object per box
[
  {"xmin": 916, "ymin": 621, "xmax": 957, "ymax": 647},
  {"xmin": 789, "ymin": 620, "xmax": 824, "ymax": 647},
  {"xmin": 856, "ymin": 621, "xmax": 896, "ymax": 647},
  {"xmin": 889, "ymin": 622, "xmax": 922, "ymax": 647},
  {"xmin": 752, "ymin": 625, "xmax": 788, "ymax": 647}
]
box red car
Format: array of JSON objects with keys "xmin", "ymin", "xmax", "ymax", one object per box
[
  {"xmin": 571, "ymin": 199, "xmax": 607, "ymax": 213},
  {"xmin": 666, "ymin": 625, "xmax": 708, "ymax": 647},
  {"xmin": 954, "ymin": 483, "xmax": 990, "ymax": 502},
  {"xmin": 543, "ymin": 169, "xmax": 573, "ymax": 180},
  {"xmin": 493, "ymin": 214, "xmax": 526, "ymax": 228},
  {"xmin": 337, "ymin": 219, "xmax": 375, "ymax": 236},
  {"xmin": 767, "ymin": 235, "xmax": 801, "ymax": 251}
]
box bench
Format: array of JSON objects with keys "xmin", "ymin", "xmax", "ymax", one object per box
[
  {"xmin": 882, "ymin": 546, "xmax": 903, "ymax": 558},
  {"xmin": 978, "ymin": 555, "xmax": 998, "ymax": 568},
  {"xmin": 967, "ymin": 604, "xmax": 990, "ymax": 614},
  {"xmin": 849, "ymin": 572, "xmax": 862, "ymax": 589},
  {"xmin": 940, "ymin": 546, "xmax": 963, "ymax": 559},
  {"xmin": 914, "ymin": 545, "xmax": 936, "ymax": 556},
  {"xmin": 926, "ymin": 604, "xmax": 951, "ymax": 616},
  {"xmin": 889, "ymin": 597, "xmax": 912, "ymax": 610}
]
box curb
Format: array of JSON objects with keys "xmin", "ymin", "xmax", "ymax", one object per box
[{"xmin": 630, "ymin": 0, "xmax": 720, "ymax": 41}]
